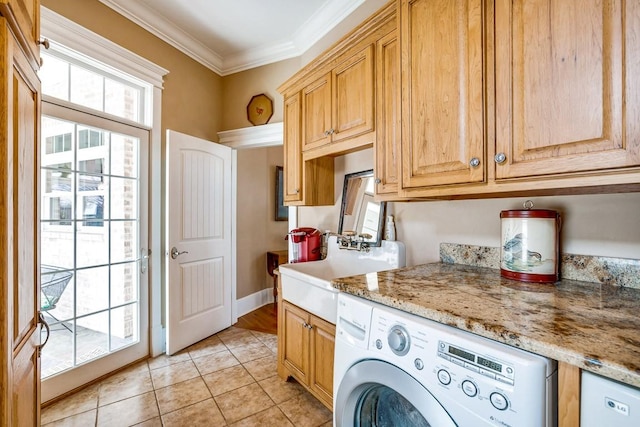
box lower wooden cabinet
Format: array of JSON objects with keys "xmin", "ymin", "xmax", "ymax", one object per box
[{"xmin": 278, "ymin": 299, "xmax": 335, "ymax": 410}]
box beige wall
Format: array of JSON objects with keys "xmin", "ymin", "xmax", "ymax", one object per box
[
  {"xmin": 235, "ymin": 147, "xmax": 288, "ymax": 299},
  {"xmin": 299, "ymin": 151, "xmax": 640, "ymax": 266},
  {"xmin": 41, "ymin": 0, "xmax": 224, "ymax": 142},
  {"xmin": 221, "ymin": 58, "xmax": 300, "ymax": 130}
]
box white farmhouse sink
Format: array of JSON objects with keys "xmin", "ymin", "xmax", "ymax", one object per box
[{"xmin": 278, "ymin": 236, "xmax": 406, "ymax": 324}]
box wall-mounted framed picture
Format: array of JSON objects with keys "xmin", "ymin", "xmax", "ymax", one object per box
[{"xmin": 275, "ymin": 166, "xmax": 288, "ymax": 221}]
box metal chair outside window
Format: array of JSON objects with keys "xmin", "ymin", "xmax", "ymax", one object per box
[{"xmin": 41, "ymin": 265, "xmax": 73, "ymax": 331}]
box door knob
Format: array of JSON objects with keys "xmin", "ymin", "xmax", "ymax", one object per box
[{"xmin": 170, "ymin": 247, "xmax": 189, "ymax": 259}]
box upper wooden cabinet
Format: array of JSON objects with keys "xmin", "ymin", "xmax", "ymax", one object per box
[
  {"xmin": 331, "ymin": 46, "xmax": 374, "ymax": 144},
  {"xmin": 283, "ymin": 92, "xmax": 335, "ymax": 206},
  {"xmin": 278, "ymin": 1, "xmax": 395, "ymax": 206},
  {"xmin": 400, "ymin": 0, "xmax": 485, "ymax": 190},
  {"xmin": 302, "ymin": 73, "xmax": 332, "ymax": 151},
  {"xmin": 374, "ymin": 30, "xmax": 400, "ymax": 196},
  {"xmin": 395, "ymin": 0, "xmax": 640, "ymax": 199},
  {"xmin": 0, "ymin": 0, "xmax": 40, "ymax": 69},
  {"xmin": 494, "ymin": 0, "xmax": 640, "ymax": 179},
  {"xmin": 283, "ymin": 93, "xmax": 304, "ymax": 203},
  {"xmin": 302, "ymin": 44, "xmax": 375, "ymax": 154}
]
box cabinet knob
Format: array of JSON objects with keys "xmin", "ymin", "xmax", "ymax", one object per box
[
  {"xmin": 494, "ymin": 153, "xmax": 507, "ymax": 164},
  {"xmin": 469, "ymin": 157, "xmax": 480, "ymax": 168},
  {"xmin": 324, "ymin": 130, "xmax": 330, "ymax": 136},
  {"xmin": 295, "ymin": 188, "xmax": 299, "ymax": 194},
  {"xmin": 329, "ymin": 128, "xmax": 335, "ymax": 135},
  {"xmin": 39, "ymin": 38, "xmax": 50, "ymax": 50},
  {"xmin": 375, "ymin": 178, "xmax": 381, "ymax": 184}
]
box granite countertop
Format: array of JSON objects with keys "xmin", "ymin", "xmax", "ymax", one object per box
[{"xmin": 331, "ymin": 262, "xmax": 640, "ymax": 388}]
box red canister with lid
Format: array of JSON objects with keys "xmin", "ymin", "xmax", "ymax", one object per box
[{"xmin": 500, "ymin": 201, "xmax": 561, "ymax": 283}]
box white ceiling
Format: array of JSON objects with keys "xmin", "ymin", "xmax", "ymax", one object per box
[{"xmin": 98, "ymin": 0, "xmax": 365, "ymax": 76}]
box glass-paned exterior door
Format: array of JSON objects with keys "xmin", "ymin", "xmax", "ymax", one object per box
[
  {"xmin": 40, "ymin": 109, "xmax": 149, "ymax": 380},
  {"xmin": 38, "ymin": 30, "xmax": 155, "ymax": 401}
]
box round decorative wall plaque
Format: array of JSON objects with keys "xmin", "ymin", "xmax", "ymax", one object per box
[{"xmin": 247, "ymin": 93, "xmax": 274, "ymax": 126}]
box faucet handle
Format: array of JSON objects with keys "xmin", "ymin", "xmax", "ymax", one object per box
[
  {"xmin": 342, "ymin": 230, "xmax": 356, "ymax": 237},
  {"xmin": 358, "ymin": 233, "xmax": 372, "ymax": 240}
]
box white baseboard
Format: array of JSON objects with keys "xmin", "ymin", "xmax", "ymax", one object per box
[{"xmin": 236, "ymin": 288, "xmax": 275, "ymax": 318}]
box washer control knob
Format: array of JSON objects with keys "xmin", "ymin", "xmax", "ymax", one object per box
[
  {"xmin": 490, "ymin": 392, "xmax": 509, "ymax": 411},
  {"xmin": 437, "ymin": 369, "xmax": 451, "ymax": 385},
  {"xmin": 375, "ymin": 339, "xmax": 383, "ymax": 350},
  {"xmin": 414, "ymin": 358, "xmax": 424, "ymax": 370},
  {"xmin": 387, "ymin": 326, "xmax": 410, "ymax": 355},
  {"xmin": 461, "ymin": 380, "xmax": 478, "ymax": 397}
]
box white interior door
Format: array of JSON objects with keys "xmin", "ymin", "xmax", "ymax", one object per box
[{"xmin": 166, "ymin": 130, "xmax": 233, "ymax": 355}]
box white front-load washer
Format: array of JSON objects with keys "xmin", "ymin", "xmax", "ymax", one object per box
[{"xmin": 334, "ymin": 293, "xmax": 557, "ymax": 426}]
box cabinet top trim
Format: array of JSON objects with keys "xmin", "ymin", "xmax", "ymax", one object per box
[{"xmin": 278, "ymin": 0, "xmax": 395, "ymax": 95}]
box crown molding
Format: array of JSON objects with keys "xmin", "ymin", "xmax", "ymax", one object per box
[
  {"xmin": 221, "ymin": 41, "xmax": 300, "ymax": 76},
  {"xmin": 98, "ymin": 0, "xmax": 224, "ymax": 74},
  {"xmin": 292, "ymin": 0, "xmax": 364, "ymax": 53},
  {"xmin": 98, "ymin": 0, "xmax": 364, "ymax": 76},
  {"xmin": 217, "ymin": 123, "xmax": 283, "ymax": 149}
]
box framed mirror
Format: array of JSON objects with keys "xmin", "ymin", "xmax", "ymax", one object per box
[{"xmin": 338, "ymin": 169, "xmax": 386, "ymax": 247}]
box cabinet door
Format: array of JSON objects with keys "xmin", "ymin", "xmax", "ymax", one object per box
[
  {"xmin": 494, "ymin": 0, "xmax": 640, "ymax": 178},
  {"xmin": 302, "ymin": 73, "xmax": 332, "ymax": 151},
  {"xmin": 0, "ymin": 0, "xmax": 40, "ymax": 68},
  {"xmin": 400, "ymin": 0, "xmax": 484, "ymax": 189},
  {"xmin": 375, "ymin": 31, "xmax": 400, "ymax": 195},
  {"xmin": 283, "ymin": 93, "xmax": 303, "ymax": 203},
  {"xmin": 332, "ymin": 45, "xmax": 374, "ymax": 143},
  {"xmin": 0, "ymin": 21, "xmax": 41, "ymax": 426},
  {"xmin": 310, "ymin": 315, "xmax": 335, "ymax": 409},
  {"xmin": 281, "ymin": 302, "xmax": 310, "ymax": 385}
]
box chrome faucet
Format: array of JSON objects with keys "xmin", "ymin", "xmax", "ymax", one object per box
[{"xmin": 325, "ymin": 230, "xmax": 372, "ymax": 252}]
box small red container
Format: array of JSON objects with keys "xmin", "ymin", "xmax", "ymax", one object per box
[
  {"xmin": 287, "ymin": 227, "xmax": 322, "ymax": 263},
  {"xmin": 500, "ymin": 202, "xmax": 561, "ymax": 283}
]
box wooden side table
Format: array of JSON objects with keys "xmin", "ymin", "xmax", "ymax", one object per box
[{"xmin": 267, "ymin": 250, "xmax": 288, "ymax": 304}]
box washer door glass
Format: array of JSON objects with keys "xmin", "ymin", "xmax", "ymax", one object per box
[
  {"xmin": 357, "ymin": 384, "xmax": 431, "ymax": 427},
  {"xmin": 335, "ymin": 360, "xmax": 456, "ymax": 427}
]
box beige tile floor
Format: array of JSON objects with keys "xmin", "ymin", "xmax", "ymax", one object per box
[{"xmin": 41, "ymin": 327, "xmax": 333, "ymax": 427}]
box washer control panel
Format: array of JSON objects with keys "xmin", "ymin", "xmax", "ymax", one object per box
[
  {"xmin": 363, "ymin": 300, "xmax": 557, "ymax": 427},
  {"xmin": 438, "ymin": 341, "xmax": 515, "ymax": 386}
]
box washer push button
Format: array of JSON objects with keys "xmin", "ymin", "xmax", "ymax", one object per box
[
  {"xmin": 437, "ymin": 369, "xmax": 451, "ymax": 385},
  {"xmin": 496, "ymin": 375, "xmax": 514, "ymax": 386},
  {"xmin": 461, "ymin": 380, "xmax": 478, "ymax": 397},
  {"xmin": 490, "ymin": 392, "xmax": 509, "ymax": 411}
]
